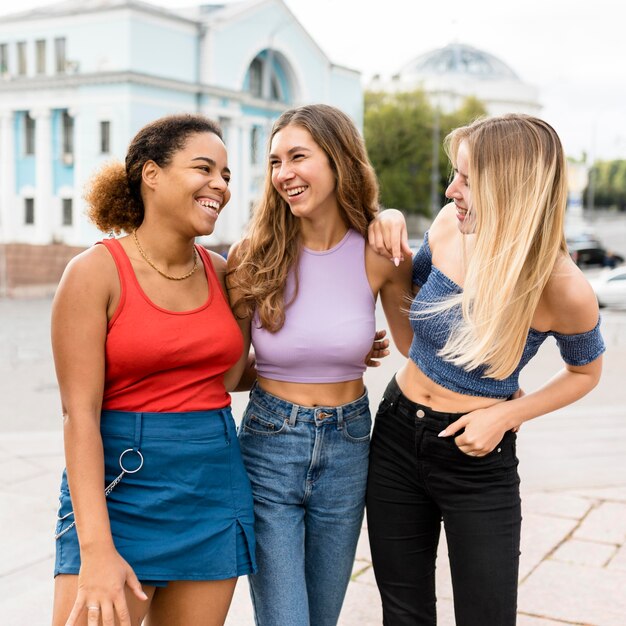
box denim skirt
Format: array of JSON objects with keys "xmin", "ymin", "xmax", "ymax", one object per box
[{"xmin": 54, "ymin": 408, "xmax": 256, "ymax": 585}]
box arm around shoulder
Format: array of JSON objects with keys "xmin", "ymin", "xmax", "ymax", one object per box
[
  {"xmin": 223, "ymin": 240, "xmax": 254, "ymax": 392},
  {"xmin": 366, "ymin": 245, "xmax": 414, "ymax": 357}
]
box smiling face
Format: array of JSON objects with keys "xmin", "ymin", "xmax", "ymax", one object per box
[
  {"xmin": 151, "ymin": 131, "xmax": 231, "ymax": 236},
  {"xmin": 445, "ymin": 140, "xmax": 476, "ymax": 235},
  {"xmin": 269, "ymin": 124, "xmax": 338, "ymax": 221}
]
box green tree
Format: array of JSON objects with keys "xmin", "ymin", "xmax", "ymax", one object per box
[
  {"xmin": 364, "ymin": 90, "xmax": 487, "ymax": 216},
  {"xmin": 587, "ymin": 159, "xmax": 626, "ymax": 210}
]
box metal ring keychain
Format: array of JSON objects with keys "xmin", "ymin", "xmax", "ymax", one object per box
[{"xmin": 54, "ymin": 448, "xmax": 144, "ymax": 540}]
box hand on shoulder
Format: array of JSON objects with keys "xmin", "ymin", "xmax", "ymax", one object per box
[
  {"xmin": 365, "ymin": 237, "xmax": 412, "ymax": 291},
  {"xmin": 367, "ymin": 209, "xmax": 412, "ymax": 262}
]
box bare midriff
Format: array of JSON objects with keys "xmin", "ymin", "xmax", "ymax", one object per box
[
  {"xmin": 258, "ymin": 375, "xmax": 366, "ymax": 407},
  {"xmin": 395, "ymin": 360, "xmax": 505, "ymax": 413}
]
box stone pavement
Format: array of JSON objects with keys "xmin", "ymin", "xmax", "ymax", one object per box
[{"xmin": 1, "ymin": 297, "xmax": 625, "ymax": 625}]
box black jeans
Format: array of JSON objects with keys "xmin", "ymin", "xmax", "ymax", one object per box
[{"xmin": 366, "ymin": 376, "xmax": 521, "ymax": 626}]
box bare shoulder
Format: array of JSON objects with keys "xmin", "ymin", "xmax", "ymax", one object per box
[
  {"xmin": 428, "ymin": 203, "xmax": 458, "ymax": 250},
  {"xmin": 365, "ymin": 238, "xmax": 412, "ymax": 293},
  {"xmin": 59, "ymin": 243, "xmax": 117, "ymax": 291},
  {"xmin": 226, "ymin": 239, "xmax": 248, "ymax": 270},
  {"xmin": 53, "ymin": 242, "xmax": 118, "ymax": 317},
  {"xmin": 206, "ymin": 249, "xmax": 226, "ymax": 271},
  {"xmin": 544, "ymin": 254, "xmax": 600, "ymax": 334}
]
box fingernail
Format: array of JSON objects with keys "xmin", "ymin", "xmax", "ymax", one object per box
[
  {"xmin": 438, "ymin": 430, "xmax": 447, "ymax": 437},
  {"xmin": 393, "ymin": 257, "xmax": 400, "ymax": 267}
]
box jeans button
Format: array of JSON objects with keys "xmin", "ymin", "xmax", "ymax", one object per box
[{"xmin": 416, "ymin": 409, "xmax": 425, "ymax": 418}]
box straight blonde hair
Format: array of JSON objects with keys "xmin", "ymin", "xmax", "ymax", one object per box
[
  {"xmin": 430, "ymin": 114, "xmax": 568, "ymax": 379},
  {"xmin": 228, "ymin": 104, "xmax": 379, "ymax": 330}
]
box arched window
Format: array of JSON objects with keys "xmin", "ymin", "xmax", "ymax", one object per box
[
  {"xmin": 248, "ymin": 58, "xmax": 263, "ymax": 98},
  {"xmin": 244, "ymin": 50, "xmax": 292, "ymax": 103}
]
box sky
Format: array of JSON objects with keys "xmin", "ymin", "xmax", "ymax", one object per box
[{"xmin": 3, "ymin": 0, "xmax": 626, "ymax": 161}]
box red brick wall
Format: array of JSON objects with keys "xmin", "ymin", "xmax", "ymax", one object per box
[
  {"xmin": 0, "ymin": 243, "xmax": 86, "ymax": 291},
  {"xmin": 0, "ymin": 242, "xmax": 231, "ymax": 294}
]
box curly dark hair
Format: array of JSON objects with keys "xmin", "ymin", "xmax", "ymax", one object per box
[{"xmin": 86, "ymin": 114, "xmax": 223, "ymax": 233}]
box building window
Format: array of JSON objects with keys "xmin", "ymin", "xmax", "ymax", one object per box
[
  {"xmin": 62, "ymin": 111, "xmax": 74, "ymax": 159},
  {"xmin": 100, "ymin": 120, "xmax": 111, "ymax": 154},
  {"xmin": 248, "ymin": 58, "xmax": 262, "ymax": 98},
  {"xmin": 62, "ymin": 198, "xmax": 73, "ymax": 226},
  {"xmin": 250, "ymin": 126, "xmax": 260, "ymax": 165},
  {"xmin": 36, "ymin": 40, "xmax": 46, "ymax": 74},
  {"xmin": 55, "ymin": 37, "xmax": 66, "ymax": 74},
  {"xmin": 0, "ymin": 44, "xmax": 8, "ymax": 75},
  {"xmin": 24, "ymin": 198, "xmax": 35, "ymax": 224},
  {"xmin": 24, "ymin": 113, "xmax": 35, "ymax": 155},
  {"xmin": 218, "ymin": 117, "xmax": 229, "ymax": 145},
  {"xmin": 17, "ymin": 41, "xmax": 27, "ymax": 75}
]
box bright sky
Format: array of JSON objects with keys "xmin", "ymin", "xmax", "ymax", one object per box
[{"xmin": 4, "ymin": 0, "xmax": 626, "ymax": 161}]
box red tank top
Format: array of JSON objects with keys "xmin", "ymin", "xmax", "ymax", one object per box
[{"xmin": 98, "ymin": 238, "xmax": 242, "ymax": 412}]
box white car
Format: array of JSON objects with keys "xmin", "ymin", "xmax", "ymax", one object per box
[{"xmin": 589, "ymin": 266, "xmax": 626, "ymax": 308}]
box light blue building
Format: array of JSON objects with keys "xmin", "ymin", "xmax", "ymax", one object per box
[{"xmin": 0, "ymin": 0, "xmax": 362, "ymax": 247}]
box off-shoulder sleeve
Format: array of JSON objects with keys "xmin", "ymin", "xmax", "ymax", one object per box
[
  {"xmin": 412, "ymin": 231, "xmax": 433, "ymax": 286},
  {"xmin": 551, "ymin": 319, "xmax": 606, "ymax": 366}
]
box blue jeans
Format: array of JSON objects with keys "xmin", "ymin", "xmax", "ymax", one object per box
[{"xmin": 238, "ymin": 383, "xmax": 371, "ymax": 626}]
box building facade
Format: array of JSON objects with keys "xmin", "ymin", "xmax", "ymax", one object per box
[{"xmin": 0, "ymin": 0, "xmax": 362, "ymax": 250}]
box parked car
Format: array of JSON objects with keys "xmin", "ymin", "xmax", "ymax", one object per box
[
  {"xmin": 568, "ymin": 240, "xmax": 624, "ymax": 268},
  {"xmin": 589, "ymin": 266, "xmax": 626, "ymax": 308}
]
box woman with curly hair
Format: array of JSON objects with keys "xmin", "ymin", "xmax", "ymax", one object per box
[
  {"xmin": 51, "ymin": 114, "xmax": 255, "ymax": 626},
  {"xmin": 366, "ymin": 114, "xmax": 605, "ymax": 625},
  {"xmin": 227, "ymin": 103, "xmax": 414, "ymax": 626}
]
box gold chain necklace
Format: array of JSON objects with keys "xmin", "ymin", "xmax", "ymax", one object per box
[{"xmin": 132, "ymin": 231, "xmax": 199, "ymax": 281}]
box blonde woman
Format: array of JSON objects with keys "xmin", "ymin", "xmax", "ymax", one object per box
[
  {"xmin": 227, "ymin": 104, "xmax": 414, "ymax": 626},
  {"xmin": 366, "ymin": 114, "xmax": 604, "ymax": 625}
]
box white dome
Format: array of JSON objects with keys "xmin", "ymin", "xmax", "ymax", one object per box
[{"xmin": 400, "ymin": 43, "xmax": 520, "ymax": 82}]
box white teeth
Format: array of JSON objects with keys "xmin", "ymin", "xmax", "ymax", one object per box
[
  {"xmin": 286, "ymin": 186, "xmax": 307, "ymax": 197},
  {"xmin": 197, "ymin": 199, "xmax": 220, "ymax": 210}
]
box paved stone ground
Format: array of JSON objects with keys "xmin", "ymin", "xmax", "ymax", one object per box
[{"xmin": 1, "ymin": 295, "xmax": 625, "ymax": 625}]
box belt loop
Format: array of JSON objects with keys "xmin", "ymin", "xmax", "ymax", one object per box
[
  {"xmin": 133, "ymin": 413, "xmax": 143, "ymax": 450},
  {"xmin": 391, "ymin": 376, "xmax": 402, "ymax": 404},
  {"xmin": 289, "ymin": 404, "xmax": 298, "ymax": 427},
  {"xmin": 336, "ymin": 405, "xmax": 344, "ymax": 428}
]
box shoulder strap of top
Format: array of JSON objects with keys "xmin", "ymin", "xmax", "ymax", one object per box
[
  {"xmin": 550, "ymin": 318, "xmax": 606, "ymax": 366},
  {"xmin": 96, "ymin": 238, "xmax": 131, "ymax": 289},
  {"xmin": 196, "ymin": 245, "xmax": 230, "ymax": 308},
  {"xmin": 96, "ymin": 238, "xmax": 133, "ymax": 327}
]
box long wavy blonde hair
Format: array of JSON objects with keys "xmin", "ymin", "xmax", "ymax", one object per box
[
  {"xmin": 431, "ymin": 114, "xmax": 568, "ymax": 379},
  {"xmin": 228, "ymin": 104, "xmax": 379, "ymax": 330}
]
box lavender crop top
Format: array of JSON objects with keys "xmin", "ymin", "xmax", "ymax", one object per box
[
  {"xmin": 251, "ymin": 229, "xmax": 376, "ymax": 383},
  {"xmin": 409, "ymin": 231, "xmax": 605, "ymax": 398}
]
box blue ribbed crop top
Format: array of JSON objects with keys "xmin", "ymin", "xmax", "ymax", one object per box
[{"xmin": 409, "ymin": 232, "xmax": 606, "ymax": 399}]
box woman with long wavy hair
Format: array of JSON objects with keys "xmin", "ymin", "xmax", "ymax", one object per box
[
  {"xmin": 227, "ymin": 103, "xmax": 414, "ymax": 626},
  {"xmin": 366, "ymin": 114, "xmax": 605, "ymax": 625}
]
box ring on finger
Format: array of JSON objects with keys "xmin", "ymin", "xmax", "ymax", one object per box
[{"xmin": 87, "ymin": 605, "xmax": 100, "ymax": 611}]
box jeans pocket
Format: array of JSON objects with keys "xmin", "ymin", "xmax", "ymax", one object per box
[
  {"xmin": 241, "ymin": 405, "xmax": 288, "ymax": 437},
  {"xmin": 341, "ymin": 412, "xmax": 372, "ymax": 443},
  {"xmin": 449, "ymin": 431, "xmax": 518, "ymax": 468},
  {"xmin": 376, "ymin": 395, "xmax": 394, "ymax": 417}
]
